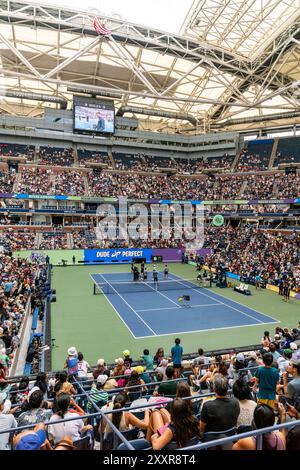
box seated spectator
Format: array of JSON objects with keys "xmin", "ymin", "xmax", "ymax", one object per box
[
  {"xmin": 17, "ymin": 389, "xmax": 52, "ymax": 427},
  {"xmin": 154, "ymin": 367, "xmax": 177, "ymax": 397},
  {"xmin": 232, "ymin": 403, "xmax": 286, "ymax": 450},
  {"xmin": 246, "ymin": 351, "xmax": 261, "ymax": 371},
  {"xmin": 155, "ymin": 358, "xmax": 169, "ymax": 381},
  {"xmin": 228, "ymin": 354, "xmax": 252, "ymax": 387},
  {"xmin": 102, "ymin": 393, "xmax": 149, "ymax": 444},
  {"xmin": 48, "ymin": 394, "xmax": 92, "ymax": 446},
  {"xmin": 283, "ymin": 360, "xmax": 300, "ymax": 403},
  {"xmin": 123, "ymin": 350, "xmax": 132, "ymax": 369},
  {"xmin": 134, "ymin": 365, "xmax": 151, "ymax": 385},
  {"xmin": 13, "ymin": 422, "xmax": 51, "ymax": 450},
  {"xmin": 189, "ymin": 363, "xmax": 215, "ymax": 391},
  {"xmin": 53, "ymin": 435, "xmax": 76, "ymax": 451},
  {"xmin": 54, "ymin": 371, "xmax": 76, "ymax": 396},
  {"xmin": 33, "ymin": 372, "xmax": 49, "ymax": 400},
  {"xmin": 93, "ymin": 358, "xmax": 110, "ymax": 380},
  {"xmin": 16, "ymin": 377, "xmax": 30, "ymax": 403},
  {"xmin": 112, "ymin": 358, "xmax": 126, "ymax": 386},
  {"xmin": 232, "ymin": 379, "xmax": 257, "ymax": 427},
  {"xmin": 125, "ymin": 370, "xmax": 147, "ymax": 396},
  {"xmin": 0, "ymin": 391, "xmax": 17, "ymax": 450},
  {"xmin": 277, "ymin": 349, "xmax": 293, "ymax": 377},
  {"xmin": 148, "ymin": 398, "xmax": 200, "ymax": 450},
  {"xmin": 285, "ymin": 404, "xmax": 300, "ymax": 450},
  {"xmin": 199, "ymin": 376, "xmax": 240, "ymax": 434},
  {"xmin": 192, "ymin": 348, "xmax": 210, "ymax": 375},
  {"xmin": 171, "ymin": 381, "xmax": 200, "ymax": 416},
  {"xmin": 87, "ymin": 375, "xmax": 109, "ymax": 411}
]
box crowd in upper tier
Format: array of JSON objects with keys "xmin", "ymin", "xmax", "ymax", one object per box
[{"xmin": 0, "ymin": 166, "xmax": 298, "ymax": 199}]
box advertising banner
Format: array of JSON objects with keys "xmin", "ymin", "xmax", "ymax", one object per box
[{"xmin": 84, "ymin": 248, "xmax": 152, "ymax": 263}]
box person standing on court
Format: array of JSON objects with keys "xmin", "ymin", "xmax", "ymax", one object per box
[
  {"xmin": 153, "ymin": 265, "xmax": 158, "ymax": 287},
  {"xmin": 141, "ymin": 261, "xmax": 145, "ymax": 275},
  {"xmin": 164, "ymin": 264, "xmax": 169, "ymax": 280},
  {"xmin": 171, "ymin": 338, "xmax": 183, "ymax": 379},
  {"xmin": 72, "ymin": 255, "xmax": 76, "ymax": 265}
]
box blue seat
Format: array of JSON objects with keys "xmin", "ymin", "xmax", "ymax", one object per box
[{"xmin": 202, "ymin": 427, "xmax": 237, "ymax": 450}]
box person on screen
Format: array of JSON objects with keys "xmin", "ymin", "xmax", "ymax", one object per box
[{"xmin": 96, "ymin": 113, "xmax": 105, "ymax": 132}]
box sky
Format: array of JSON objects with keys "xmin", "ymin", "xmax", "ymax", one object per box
[{"xmin": 29, "ymin": 0, "xmax": 193, "ymax": 34}]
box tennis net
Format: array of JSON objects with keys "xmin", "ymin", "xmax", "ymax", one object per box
[{"xmin": 93, "ymin": 278, "xmax": 202, "ymax": 295}]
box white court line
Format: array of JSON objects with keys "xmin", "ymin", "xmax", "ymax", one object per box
[
  {"xmin": 143, "ymin": 281, "xmax": 181, "ymax": 308},
  {"xmin": 97, "ymin": 273, "xmax": 157, "ymax": 336},
  {"xmin": 132, "ymin": 320, "xmax": 278, "ymax": 339},
  {"xmin": 169, "ymin": 273, "xmax": 279, "ymax": 323},
  {"xmin": 169, "ymin": 275, "xmax": 279, "ymax": 325},
  {"xmin": 174, "ymin": 279, "xmax": 265, "ymax": 324},
  {"xmin": 136, "ymin": 303, "xmax": 220, "ymax": 312},
  {"xmin": 89, "ymin": 273, "xmax": 138, "ymax": 339}
]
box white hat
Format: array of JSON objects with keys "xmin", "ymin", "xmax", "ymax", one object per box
[
  {"xmin": 290, "ymin": 342, "xmax": 298, "ymax": 350},
  {"xmin": 97, "ymin": 375, "xmax": 108, "ymax": 385},
  {"xmin": 67, "ymin": 346, "xmax": 77, "ymax": 356},
  {"xmin": 97, "ymin": 358, "xmax": 105, "ymax": 367}
]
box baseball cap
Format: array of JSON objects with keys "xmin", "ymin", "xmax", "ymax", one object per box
[
  {"xmin": 290, "ymin": 342, "xmax": 298, "ymax": 350},
  {"xmin": 123, "ymin": 350, "xmax": 130, "ymax": 357},
  {"xmin": 135, "ymin": 366, "xmax": 144, "ymax": 374},
  {"xmin": 236, "ymin": 353, "xmax": 245, "ymax": 362},
  {"xmin": 15, "ymin": 429, "xmax": 47, "ymax": 450},
  {"xmin": 97, "ymin": 358, "xmax": 105, "ymax": 367},
  {"xmin": 97, "ymin": 375, "xmax": 108, "ymax": 385}
]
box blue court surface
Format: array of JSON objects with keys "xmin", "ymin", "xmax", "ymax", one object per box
[{"xmin": 90, "ymin": 272, "xmax": 278, "ymax": 338}]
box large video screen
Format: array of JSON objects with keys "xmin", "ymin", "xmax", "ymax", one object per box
[{"xmin": 73, "ymin": 97, "xmax": 115, "ymax": 135}]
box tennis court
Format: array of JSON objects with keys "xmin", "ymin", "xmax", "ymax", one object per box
[{"xmin": 90, "ymin": 272, "xmax": 278, "ymax": 338}]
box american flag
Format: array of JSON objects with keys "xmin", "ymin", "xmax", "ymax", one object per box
[{"xmin": 92, "ymin": 17, "xmax": 112, "ymax": 36}]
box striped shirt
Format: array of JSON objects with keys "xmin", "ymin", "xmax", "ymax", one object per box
[{"xmin": 87, "ymin": 387, "xmax": 108, "ymax": 410}]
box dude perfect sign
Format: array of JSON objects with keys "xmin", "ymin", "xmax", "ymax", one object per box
[{"xmin": 83, "ymin": 248, "xmax": 152, "ymax": 263}]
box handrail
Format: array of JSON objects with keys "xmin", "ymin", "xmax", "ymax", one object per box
[{"xmin": 182, "ymin": 418, "xmax": 300, "ymax": 451}]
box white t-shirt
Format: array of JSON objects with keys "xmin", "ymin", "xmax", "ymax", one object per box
[
  {"xmin": 78, "ymin": 360, "xmax": 90, "ymax": 377},
  {"xmin": 48, "ymin": 411, "xmax": 83, "ymax": 444},
  {"xmin": 0, "ymin": 413, "xmax": 17, "ymax": 450}
]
